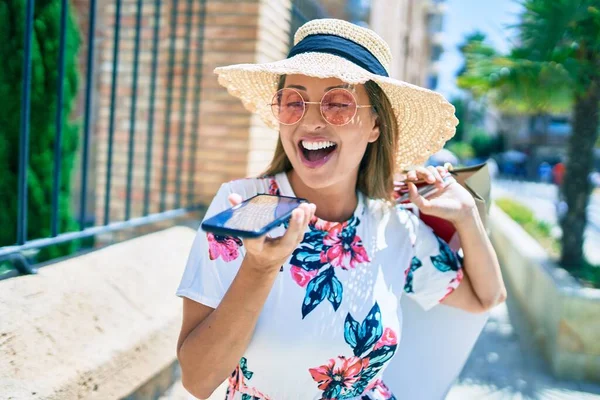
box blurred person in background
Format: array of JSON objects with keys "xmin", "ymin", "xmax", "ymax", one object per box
[{"xmin": 553, "ymin": 161, "xmax": 566, "ymax": 186}]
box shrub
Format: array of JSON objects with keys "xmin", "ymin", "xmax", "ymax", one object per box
[
  {"xmin": 495, "ymin": 197, "xmax": 535, "ymax": 225},
  {"xmin": 0, "ymin": 1, "xmax": 81, "ymax": 262},
  {"xmin": 469, "ymin": 129, "xmax": 497, "ymax": 159},
  {"xmin": 447, "ymin": 141, "xmax": 474, "ymax": 161}
]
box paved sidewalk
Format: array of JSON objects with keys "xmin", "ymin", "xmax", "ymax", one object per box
[
  {"xmin": 446, "ymin": 282, "xmax": 600, "ymax": 400},
  {"xmin": 159, "ymin": 378, "xmax": 226, "ymax": 400}
]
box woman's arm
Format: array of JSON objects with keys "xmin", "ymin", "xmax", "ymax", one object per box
[
  {"xmin": 177, "ymin": 256, "xmax": 280, "ymax": 399},
  {"xmin": 406, "ymin": 165, "xmax": 506, "ymax": 314},
  {"xmin": 441, "ymin": 206, "xmax": 507, "ymax": 313},
  {"xmin": 177, "ymin": 199, "xmax": 315, "ymax": 399}
]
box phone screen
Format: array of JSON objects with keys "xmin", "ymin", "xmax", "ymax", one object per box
[{"xmin": 202, "ymin": 194, "xmax": 305, "ymax": 236}]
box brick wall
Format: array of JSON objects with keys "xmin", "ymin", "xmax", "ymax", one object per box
[
  {"xmin": 94, "ymin": 0, "xmax": 196, "ymax": 224},
  {"xmin": 247, "ymin": 0, "xmax": 292, "ymax": 177},
  {"xmin": 193, "ymin": 1, "xmax": 260, "ymax": 199},
  {"xmin": 89, "ymin": 0, "xmax": 292, "ymax": 228}
]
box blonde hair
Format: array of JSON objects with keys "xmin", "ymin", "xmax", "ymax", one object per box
[{"xmin": 262, "ymin": 76, "xmax": 399, "ymax": 201}]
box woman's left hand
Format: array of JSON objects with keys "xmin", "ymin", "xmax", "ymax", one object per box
[{"xmin": 406, "ymin": 165, "xmax": 476, "ymax": 224}]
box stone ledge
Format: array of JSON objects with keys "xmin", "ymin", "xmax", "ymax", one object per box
[
  {"xmin": 0, "ymin": 226, "xmax": 197, "ymax": 400},
  {"xmin": 489, "ymin": 205, "xmax": 600, "ymax": 382}
]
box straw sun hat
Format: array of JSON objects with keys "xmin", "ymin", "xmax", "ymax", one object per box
[{"xmin": 214, "ymin": 18, "xmax": 459, "ymax": 170}]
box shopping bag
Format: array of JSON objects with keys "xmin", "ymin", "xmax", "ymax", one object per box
[{"xmin": 394, "ymin": 162, "xmax": 491, "ymax": 249}]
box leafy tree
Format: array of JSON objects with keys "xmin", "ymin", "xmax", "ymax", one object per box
[
  {"xmin": 458, "ymin": 0, "xmax": 600, "ymax": 271},
  {"xmin": 449, "ymin": 96, "xmax": 466, "ymax": 143},
  {"xmin": 446, "ymin": 141, "xmax": 474, "ymax": 162},
  {"xmin": 469, "ymin": 129, "xmax": 496, "ymax": 159}
]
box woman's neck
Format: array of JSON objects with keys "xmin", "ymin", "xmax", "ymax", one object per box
[{"xmin": 287, "ymin": 170, "xmax": 358, "ymax": 223}]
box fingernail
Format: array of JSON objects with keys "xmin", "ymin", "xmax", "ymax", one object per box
[{"xmin": 295, "ymin": 212, "xmax": 303, "ymax": 223}]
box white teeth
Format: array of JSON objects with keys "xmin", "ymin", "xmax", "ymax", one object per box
[{"xmin": 301, "ymin": 140, "xmax": 336, "ymax": 150}]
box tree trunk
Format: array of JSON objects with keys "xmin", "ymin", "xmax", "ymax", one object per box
[{"xmin": 560, "ymin": 78, "xmax": 600, "ymax": 270}]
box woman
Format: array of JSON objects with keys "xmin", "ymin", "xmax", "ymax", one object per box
[{"xmin": 176, "ymin": 19, "xmax": 506, "ymax": 400}]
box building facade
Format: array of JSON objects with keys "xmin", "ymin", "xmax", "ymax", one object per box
[
  {"xmin": 369, "ymin": 0, "xmax": 446, "ymax": 89},
  {"xmin": 72, "ymin": 0, "xmax": 449, "ymax": 231}
]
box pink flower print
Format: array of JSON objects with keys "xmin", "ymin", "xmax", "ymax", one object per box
[
  {"xmin": 321, "ymin": 223, "xmax": 370, "ymax": 269},
  {"xmin": 207, "ymin": 233, "xmax": 243, "ymax": 262},
  {"xmin": 309, "ymin": 356, "xmax": 369, "ymax": 392},
  {"xmin": 290, "ymin": 265, "xmax": 319, "ymax": 287},
  {"xmin": 314, "ymin": 219, "xmax": 338, "ymax": 231},
  {"xmin": 439, "ymin": 268, "xmax": 464, "ymax": 303},
  {"xmin": 365, "ymin": 379, "xmax": 394, "ymax": 399},
  {"xmin": 268, "ymin": 178, "xmax": 280, "ymax": 195},
  {"xmin": 373, "ymin": 328, "xmax": 398, "ymax": 350},
  {"xmin": 226, "ymin": 357, "xmax": 271, "ymax": 400},
  {"xmin": 228, "ymin": 363, "xmax": 243, "ymax": 393}
]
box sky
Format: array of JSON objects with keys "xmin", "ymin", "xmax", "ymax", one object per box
[{"xmin": 436, "ymin": 0, "xmax": 523, "ymax": 99}]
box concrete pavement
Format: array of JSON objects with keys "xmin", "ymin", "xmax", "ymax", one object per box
[{"xmin": 446, "ymin": 279, "xmax": 600, "ymax": 400}]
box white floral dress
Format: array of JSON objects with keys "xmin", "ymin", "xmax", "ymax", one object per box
[{"xmin": 176, "ymin": 172, "xmax": 463, "ymax": 400}]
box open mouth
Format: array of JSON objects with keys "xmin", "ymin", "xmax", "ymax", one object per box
[{"xmin": 299, "ymin": 140, "xmax": 338, "ymax": 166}]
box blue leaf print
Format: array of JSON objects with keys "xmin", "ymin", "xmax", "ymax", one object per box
[
  {"xmin": 430, "ymin": 236, "xmax": 461, "ymax": 272},
  {"xmin": 403, "ymin": 256, "xmax": 422, "ymax": 294},
  {"xmin": 344, "ymin": 313, "xmax": 360, "ymax": 348},
  {"xmin": 366, "ymin": 345, "xmax": 397, "ymax": 370},
  {"xmin": 354, "ymin": 303, "xmax": 383, "ymax": 357},
  {"xmin": 302, "ymin": 267, "xmax": 333, "ymax": 318},
  {"xmin": 303, "ymin": 228, "xmax": 326, "ymax": 248},
  {"xmin": 324, "ymin": 384, "xmax": 342, "ymax": 400},
  {"xmin": 293, "ymin": 215, "xmax": 370, "ymax": 318},
  {"xmin": 328, "ymin": 273, "xmax": 343, "ymax": 311},
  {"xmin": 309, "ymin": 301, "xmax": 398, "ymax": 399},
  {"xmin": 241, "ymin": 394, "xmax": 262, "ymax": 400},
  {"xmin": 352, "ymin": 345, "xmax": 397, "ymax": 397},
  {"xmin": 345, "ymin": 215, "xmax": 359, "ymax": 233},
  {"xmin": 291, "ymin": 244, "xmax": 324, "ymax": 271},
  {"xmin": 240, "ymin": 357, "xmax": 253, "ymax": 380}
]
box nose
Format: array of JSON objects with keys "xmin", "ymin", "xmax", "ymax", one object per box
[{"xmin": 301, "ymin": 102, "xmax": 327, "ymax": 130}]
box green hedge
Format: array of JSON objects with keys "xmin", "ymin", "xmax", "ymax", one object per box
[{"xmin": 0, "ymin": 0, "xmax": 82, "ymax": 263}]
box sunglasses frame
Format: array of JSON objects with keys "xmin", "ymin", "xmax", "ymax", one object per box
[{"xmin": 270, "ymin": 87, "xmax": 372, "ymax": 127}]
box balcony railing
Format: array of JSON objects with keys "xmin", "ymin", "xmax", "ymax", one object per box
[{"xmin": 0, "ymin": 0, "xmax": 208, "ymax": 280}]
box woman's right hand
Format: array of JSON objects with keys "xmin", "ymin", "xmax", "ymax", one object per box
[{"xmin": 228, "ymin": 193, "xmax": 316, "ymax": 273}]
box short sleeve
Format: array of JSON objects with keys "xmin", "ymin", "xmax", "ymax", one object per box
[
  {"xmin": 176, "ymin": 182, "xmax": 245, "ymax": 308},
  {"xmin": 403, "ymin": 211, "xmax": 464, "ymax": 311}
]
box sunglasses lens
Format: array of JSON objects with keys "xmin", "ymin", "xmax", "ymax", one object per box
[
  {"xmin": 321, "ymin": 89, "xmax": 357, "ymax": 125},
  {"xmin": 272, "ymin": 89, "xmax": 304, "ymax": 125}
]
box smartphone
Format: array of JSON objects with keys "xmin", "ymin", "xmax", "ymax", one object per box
[
  {"xmin": 394, "ymin": 173, "xmax": 455, "ymax": 204},
  {"xmin": 201, "ymin": 194, "xmax": 308, "ymax": 238}
]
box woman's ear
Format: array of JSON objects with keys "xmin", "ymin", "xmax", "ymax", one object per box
[{"xmin": 368, "ymin": 116, "xmax": 381, "ymax": 143}]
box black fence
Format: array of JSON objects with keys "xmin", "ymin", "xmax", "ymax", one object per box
[{"xmin": 0, "ymin": 0, "xmax": 207, "ymax": 280}]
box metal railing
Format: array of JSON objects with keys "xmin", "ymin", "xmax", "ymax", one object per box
[{"xmin": 0, "ymin": 0, "xmax": 208, "ymax": 280}]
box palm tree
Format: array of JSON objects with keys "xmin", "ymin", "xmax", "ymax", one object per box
[{"xmin": 458, "ymin": 0, "xmax": 600, "ymax": 271}]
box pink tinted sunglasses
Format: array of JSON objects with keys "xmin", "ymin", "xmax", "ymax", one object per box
[{"xmin": 270, "ymin": 87, "xmax": 372, "ymax": 126}]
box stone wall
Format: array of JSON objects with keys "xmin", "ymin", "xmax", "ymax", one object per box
[
  {"xmin": 489, "ymin": 205, "xmax": 600, "ymax": 382},
  {"xmin": 0, "ymin": 227, "xmax": 196, "ymax": 399}
]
